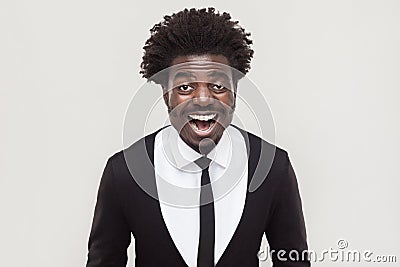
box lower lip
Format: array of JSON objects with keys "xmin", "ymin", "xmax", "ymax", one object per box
[{"xmin": 188, "ymin": 120, "xmax": 217, "ymax": 137}]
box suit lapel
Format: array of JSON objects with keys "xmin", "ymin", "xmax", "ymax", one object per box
[
  {"xmin": 144, "ymin": 127, "xmax": 189, "ymax": 266},
  {"xmin": 214, "ymin": 126, "xmax": 261, "ymax": 266}
]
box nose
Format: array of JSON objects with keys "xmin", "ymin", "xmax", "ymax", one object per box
[{"xmin": 192, "ymin": 82, "xmax": 214, "ymax": 107}]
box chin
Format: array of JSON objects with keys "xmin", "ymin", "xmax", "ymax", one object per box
[{"xmin": 175, "ymin": 121, "xmax": 227, "ymax": 153}]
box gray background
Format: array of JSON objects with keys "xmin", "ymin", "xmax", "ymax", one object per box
[{"xmin": 1, "ymin": 0, "xmax": 399, "ymax": 266}]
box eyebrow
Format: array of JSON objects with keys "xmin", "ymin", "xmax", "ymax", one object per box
[
  {"xmin": 172, "ymin": 70, "xmax": 231, "ymax": 82},
  {"xmin": 172, "ymin": 71, "xmax": 196, "ymax": 82},
  {"xmin": 206, "ymin": 71, "xmax": 231, "ymax": 82}
]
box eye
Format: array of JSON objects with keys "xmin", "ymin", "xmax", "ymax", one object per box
[
  {"xmin": 177, "ymin": 84, "xmax": 194, "ymax": 93},
  {"xmin": 210, "ymin": 83, "xmax": 227, "ymax": 92}
]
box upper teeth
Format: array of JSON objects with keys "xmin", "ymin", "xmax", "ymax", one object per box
[{"xmin": 188, "ymin": 114, "xmax": 216, "ymax": 121}]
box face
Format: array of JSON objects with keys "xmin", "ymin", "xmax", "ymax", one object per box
[{"xmin": 162, "ymin": 54, "xmax": 236, "ymax": 154}]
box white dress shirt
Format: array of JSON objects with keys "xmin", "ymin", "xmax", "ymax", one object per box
[{"xmin": 154, "ymin": 125, "xmax": 248, "ymax": 267}]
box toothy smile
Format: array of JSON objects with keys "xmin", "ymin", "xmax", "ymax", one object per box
[{"xmin": 187, "ymin": 113, "xmax": 217, "ymax": 132}]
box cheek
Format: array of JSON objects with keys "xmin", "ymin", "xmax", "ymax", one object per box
[
  {"xmin": 169, "ymin": 92, "xmax": 191, "ymax": 108},
  {"xmin": 219, "ymin": 92, "xmax": 235, "ymax": 107}
]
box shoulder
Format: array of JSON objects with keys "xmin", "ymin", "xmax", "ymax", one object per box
[
  {"xmin": 99, "ymin": 128, "xmax": 165, "ymax": 197},
  {"xmin": 230, "ymin": 124, "xmax": 289, "ymax": 165},
  {"xmin": 231, "ymin": 125, "xmax": 291, "ymax": 190},
  {"xmin": 111, "ymin": 127, "xmax": 165, "ymax": 160},
  {"xmin": 105, "ymin": 128, "xmax": 164, "ymax": 176}
]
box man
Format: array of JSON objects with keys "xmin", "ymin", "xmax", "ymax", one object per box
[{"xmin": 86, "ymin": 7, "xmax": 310, "ymax": 267}]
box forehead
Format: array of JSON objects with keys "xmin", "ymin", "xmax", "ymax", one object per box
[
  {"xmin": 171, "ymin": 54, "xmax": 229, "ymax": 65},
  {"xmin": 168, "ymin": 54, "xmax": 232, "ymax": 83}
]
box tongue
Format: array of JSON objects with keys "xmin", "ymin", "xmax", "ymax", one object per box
[{"xmin": 195, "ymin": 120, "xmax": 210, "ymax": 131}]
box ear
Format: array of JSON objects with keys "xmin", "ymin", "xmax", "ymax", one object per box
[
  {"xmin": 161, "ymin": 85, "xmax": 171, "ymax": 111},
  {"xmin": 231, "ymin": 80, "xmax": 238, "ymax": 111},
  {"xmin": 232, "ymin": 90, "xmax": 237, "ymax": 112}
]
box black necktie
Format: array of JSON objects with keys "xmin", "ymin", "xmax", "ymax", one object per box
[{"xmin": 194, "ymin": 156, "xmax": 215, "ymax": 267}]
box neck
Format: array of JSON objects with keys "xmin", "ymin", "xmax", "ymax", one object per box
[{"xmin": 182, "ymin": 137, "xmax": 219, "ymax": 156}]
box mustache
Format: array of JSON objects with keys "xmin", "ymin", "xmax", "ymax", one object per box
[
  {"xmin": 168, "ymin": 107, "xmax": 233, "ymax": 118},
  {"xmin": 168, "ymin": 103, "xmax": 235, "ymax": 116}
]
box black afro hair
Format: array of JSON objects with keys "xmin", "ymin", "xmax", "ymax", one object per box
[{"xmin": 140, "ymin": 7, "xmax": 254, "ymax": 84}]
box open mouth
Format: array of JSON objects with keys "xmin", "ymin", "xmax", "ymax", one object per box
[{"xmin": 187, "ymin": 113, "xmax": 217, "ymax": 134}]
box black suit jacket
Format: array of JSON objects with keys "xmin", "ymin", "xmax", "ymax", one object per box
[{"xmin": 86, "ymin": 126, "xmax": 310, "ymax": 266}]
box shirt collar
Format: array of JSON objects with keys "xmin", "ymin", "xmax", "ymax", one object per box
[{"xmin": 164, "ymin": 125, "xmax": 232, "ymax": 170}]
